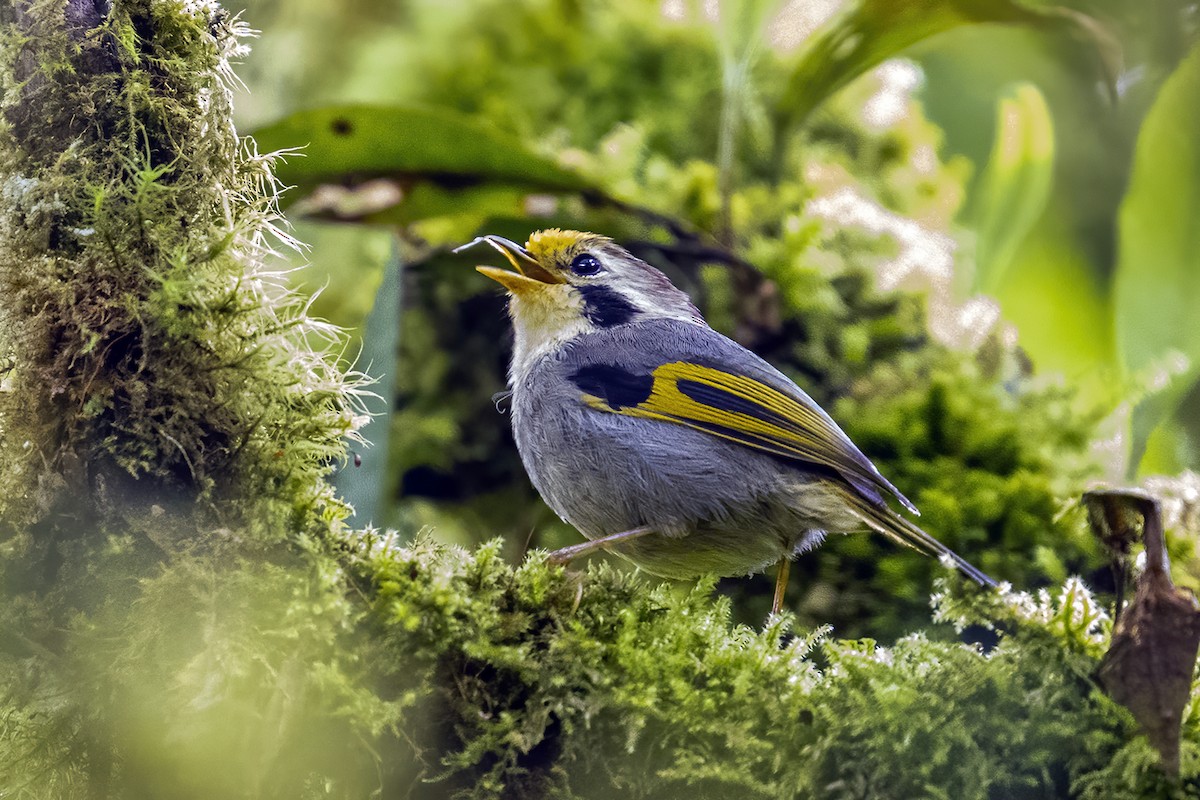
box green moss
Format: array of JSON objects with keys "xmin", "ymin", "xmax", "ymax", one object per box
[
  {"xmin": 13, "ymin": 530, "xmax": 1174, "ymax": 798},
  {"xmin": 343, "ymin": 537, "xmax": 1182, "ymax": 799},
  {"xmin": 0, "ymin": 536, "xmax": 402, "ymax": 798}
]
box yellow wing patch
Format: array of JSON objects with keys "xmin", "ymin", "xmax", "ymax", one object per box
[{"xmin": 582, "ymin": 361, "xmax": 914, "ymax": 512}]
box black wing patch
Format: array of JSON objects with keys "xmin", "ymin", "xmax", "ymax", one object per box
[
  {"xmin": 676, "ymin": 378, "xmax": 790, "ymax": 428},
  {"xmin": 570, "ymin": 364, "xmax": 654, "ymax": 410}
]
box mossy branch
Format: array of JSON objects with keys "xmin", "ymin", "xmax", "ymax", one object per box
[{"xmin": 327, "ymin": 535, "xmax": 1176, "ymax": 799}]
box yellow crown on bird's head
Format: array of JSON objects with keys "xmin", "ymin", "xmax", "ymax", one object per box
[{"xmin": 526, "ymin": 229, "xmax": 610, "ymax": 267}]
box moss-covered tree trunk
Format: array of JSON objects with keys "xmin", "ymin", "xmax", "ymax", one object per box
[
  {"xmin": 0, "ymin": 1, "xmax": 376, "ymax": 794},
  {"xmin": 0, "ymin": 0, "xmax": 362, "ymax": 560}
]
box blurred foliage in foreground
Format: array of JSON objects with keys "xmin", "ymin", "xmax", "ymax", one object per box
[{"xmin": 3, "ymin": 0, "xmax": 1200, "ymax": 797}]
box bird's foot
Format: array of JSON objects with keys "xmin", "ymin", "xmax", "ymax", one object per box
[{"xmin": 544, "ymin": 526, "xmax": 657, "ymax": 567}]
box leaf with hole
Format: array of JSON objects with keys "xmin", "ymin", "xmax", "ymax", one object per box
[{"xmin": 252, "ymin": 105, "xmax": 597, "ymax": 212}]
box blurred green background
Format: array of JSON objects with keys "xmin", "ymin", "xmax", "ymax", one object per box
[{"xmin": 229, "ymin": 0, "xmax": 1199, "ymax": 637}]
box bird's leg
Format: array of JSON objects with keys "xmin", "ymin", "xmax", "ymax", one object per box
[
  {"xmin": 771, "ymin": 558, "xmax": 791, "ymax": 615},
  {"xmin": 546, "ymin": 526, "xmax": 655, "ymax": 566}
]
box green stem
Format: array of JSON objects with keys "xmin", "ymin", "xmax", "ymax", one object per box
[{"xmin": 716, "ymin": 58, "xmax": 745, "ymax": 249}]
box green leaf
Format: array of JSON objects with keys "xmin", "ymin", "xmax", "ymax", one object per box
[
  {"xmin": 773, "ymin": 0, "xmax": 1115, "ymax": 138},
  {"xmin": 972, "ymin": 83, "xmax": 1054, "ymax": 294},
  {"xmin": 991, "ymin": 211, "xmax": 1113, "ymax": 381},
  {"xmin": 1114, "ymin": 45, "xmax": 1200, "ymax": 473},
  {"xmin": 361, "ymin": 183, "xmax": 528, "ymax": 227},
  {"xmin": 332, "ymin": 238, "xmax": 403, "ymax": 524},
  {"xmin": 252, "ymin": 104, "xmax": 595, "ymax": 196}
]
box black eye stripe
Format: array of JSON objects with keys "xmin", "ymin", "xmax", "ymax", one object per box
[{"xmin": 570, "ymin": 253, "xmax": 602, "ymax": 276}]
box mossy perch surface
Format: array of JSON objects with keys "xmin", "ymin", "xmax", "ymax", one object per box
[{"xmin": 346, "ymin": 536, "xmax": 1182, "ymax": 799}]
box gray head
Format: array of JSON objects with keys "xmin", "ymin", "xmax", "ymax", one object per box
[{"xmin": 458, "ymin": 228, "xmax": 705, "ymax": 378}]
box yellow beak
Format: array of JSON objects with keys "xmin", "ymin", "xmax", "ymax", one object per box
[
  {"xmin": 476, "ymin": 265, "xmax": 554, "ymax": 295},
  {"xmin": 455, "ymin": 235, "xmax": 563, "ymax": 296}
]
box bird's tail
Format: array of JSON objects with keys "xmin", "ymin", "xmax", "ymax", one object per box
[{"xmin": 835, "ymin": 486, "xmax": 998, "ymax": 589}]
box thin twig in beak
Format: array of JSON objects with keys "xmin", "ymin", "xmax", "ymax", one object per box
[{"xmin": 455, "ymin": 234, "xmax": 562, "ymax": 284}]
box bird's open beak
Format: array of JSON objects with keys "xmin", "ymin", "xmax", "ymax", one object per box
[{"xmin": 454, "ymin": 235, "xmax": 563, "ymax": 294}]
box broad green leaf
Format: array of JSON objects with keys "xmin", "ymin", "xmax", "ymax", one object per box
[
  {"xmin": 1137, "ymin": 394, "xmax": 1193, "ymax": 476},
  {"xmin": 1114, "ymin": 45, "xmax": 1200, "ymax": 474},
  {"xmin": 295, "ymin": 222, "xmax": 397, "ymax": 330},
  {"xmin": 993, "ymin": 212, "xmax": 1113, "ymax": 380},
  {"xmin": 361, "ymin": 183, "xmax": 528, "ymax": 227},
  {"xmin": 252, "ymin": 105, "xmax": 594, "ymax": 196},
  {"xmin": 773, "ymin": 0, "xmax": 1116, "ymax": 138},
  {"xmin": 972, "ymin": 83, "xmax": 1054, "ymax": 294}
]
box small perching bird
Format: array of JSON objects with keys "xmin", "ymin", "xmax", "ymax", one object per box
[{"xmin": 458, "ymin": 229, "xmax": 996, "ymax": 614}]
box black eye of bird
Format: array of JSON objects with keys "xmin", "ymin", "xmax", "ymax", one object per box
[{"xmin": 570, "ymin": 253, "xmax": 603, "ymax": 277}]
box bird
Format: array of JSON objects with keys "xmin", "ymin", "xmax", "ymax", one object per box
[{"xmin": 456, "ymin": 229, "xmax": 997, "ymax": 614}]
